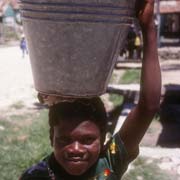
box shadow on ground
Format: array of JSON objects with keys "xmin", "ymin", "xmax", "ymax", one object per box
[
  {"xmin": 160, "ymin": 40, "xmax": 180, "ymax": 47},
  {"xmin": 157, "ymin": 84, "xmax": 180, "ymax": 148},
  {"xmin": 161, "ymin": 64, "xmax": 180, "ymax": 71}
]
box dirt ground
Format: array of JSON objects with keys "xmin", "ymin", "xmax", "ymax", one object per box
[
  {"xmin": 0, "ymin": 45, "xmax": 180, "ymax": 178},
  {"xmin": 0, "ymin": 46, "xmax": 36, "ymax": 111}
]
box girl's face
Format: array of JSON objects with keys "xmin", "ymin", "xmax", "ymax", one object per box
[{"xmin": 52, "ymin": 119, "xmax": 101, "ymax": 175}]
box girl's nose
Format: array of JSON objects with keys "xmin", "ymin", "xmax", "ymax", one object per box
[{"xmin": 67, "ymin": 141, "xmax": 86, "ymax": 155}]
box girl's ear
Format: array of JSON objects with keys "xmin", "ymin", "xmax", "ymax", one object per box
[
  {"xmin": 100, "ymin": 143, "xmax": 110, "ymax": 157},
  {"xmin": 101, "ymin": 144, "xmax": 106, "ymax": 152},
  {"xmin": 101, "ymin": 132, "xmax": 112, "ymax": 154}
]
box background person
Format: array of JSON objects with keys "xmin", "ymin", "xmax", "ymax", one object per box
[{"xmin": 20, "ymin": 35, "xmax": 28, "ymax": 58}]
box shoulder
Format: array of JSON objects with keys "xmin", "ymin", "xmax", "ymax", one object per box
[
  {"xmin": 101, "ymin": 133, "xmax": 130, "ymax": 178},
  {"xmin": 19, "ymin": 161, "xmax": 49, "ymax": 180}
]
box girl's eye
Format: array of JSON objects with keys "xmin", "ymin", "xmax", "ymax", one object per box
[
  {"xmin": 81, "ymin": 137, "xmax": 96, "ymax": 145},
  {"xmin": 56, "ymin": 137, "xmax": 70, "ymax": 145}
]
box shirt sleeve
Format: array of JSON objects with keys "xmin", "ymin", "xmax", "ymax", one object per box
[
  {"xmin": 19, "ymin": 161, "xmax": 50, "ymax": 180},
  {"xmin": 106, "ymin": 133, "xmax": 129, "ymax": 178}
]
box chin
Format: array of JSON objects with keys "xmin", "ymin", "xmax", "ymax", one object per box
[
  {"xmin": 64, "ymin": 162, "xmax": 89, "ymax": 176},
  {"xmin": 67, "ymin": 169, "xmax": 87, "ymax": 176}
]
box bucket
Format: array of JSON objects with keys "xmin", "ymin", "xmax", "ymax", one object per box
[{"xmin": 19, "ymin": 0, "xmax": 136, "ymax": 98}]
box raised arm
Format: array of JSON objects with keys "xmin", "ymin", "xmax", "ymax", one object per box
[{"xmin": 119, "ymin": 0, "xmax": 161, "ymax": 161}]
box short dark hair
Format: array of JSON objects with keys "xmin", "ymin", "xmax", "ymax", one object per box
[{"xmin": 48, "ymin": 97, "xmax": 107, "ymax": 144}]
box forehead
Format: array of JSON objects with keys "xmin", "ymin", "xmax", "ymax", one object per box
[{"xmin": 54, "ymin": 120, "xmax": 100, "ymax": 136}]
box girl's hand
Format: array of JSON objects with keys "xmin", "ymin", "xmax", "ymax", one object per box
[{"xmin": 135, "ymin": 0, "xmax": 155, "ymax": 30}]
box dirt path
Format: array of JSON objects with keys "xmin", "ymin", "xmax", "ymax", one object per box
[{"xmin": 0, "ymin": 46, "xmax": 37, "ymax": 111}]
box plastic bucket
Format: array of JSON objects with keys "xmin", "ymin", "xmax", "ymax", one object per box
[{"xmin": 19, "ymin": 0, "xmax": 136, "ymax": 98}]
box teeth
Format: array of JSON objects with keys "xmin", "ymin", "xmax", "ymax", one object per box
[{"xmin": 64, "ymin": 152, "xmax": 86, "ymax": 160}]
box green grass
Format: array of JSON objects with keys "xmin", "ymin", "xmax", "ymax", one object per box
[
  {"xmin": 0, "ymin": 109, "xmax": 52, "ymax": 180},
  {"xmin": 109, "ymin": 94, "xmax": 124, "ymax": 107},
  {"xmin": 109, "ymin": 69, "xmax": 141, "ymax": 107},
  {"xmin": 110, "ymin": 69, "xmax": 141, "ymax": 85},
  {"xmin": 122, "ymin": 157, "xmax": 177, "ymax": 180},
  {"xmin": 120, "ymin": 69, "xmax": 141, "ymax": 84}
]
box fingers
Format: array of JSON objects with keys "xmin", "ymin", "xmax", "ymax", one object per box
[
  {"xmin": 135, "ymin": 0, "xmax": 154, "ymax": 17},
  {"xmin": 135, "ymin": 0, "xmax": 155, "ymax": 29}
]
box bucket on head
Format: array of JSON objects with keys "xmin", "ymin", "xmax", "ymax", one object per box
[{"xmin": 19, "ymin": 0, "xmax": 136, "ymax": 98}]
